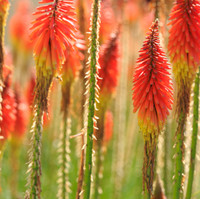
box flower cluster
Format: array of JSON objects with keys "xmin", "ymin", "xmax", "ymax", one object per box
[
  {"xmin": 168, "ymin": 0, "xmax": 200, "ymax": 115},
  {"xmin": 132, "ymin": 20, "xmax": 173, "ymax": 140},
  {"xmin": 30, "ymin": 0, "xmax": 77, "ymax": 111}
]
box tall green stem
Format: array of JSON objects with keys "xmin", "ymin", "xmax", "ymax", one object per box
[
  {"xmin": 26, "ymin": 105, "xmax": 43, "ymax": 199},
  {"xmin": 83, "ymin": 0, "xmax": 101, "ymax": 198},
  {"xmin": 173, "ymin": 112, "xmax": 185, "ymax": 199},
  {"xmin": 185, "ymin": 68, "xmax": 200, "ymax": 199},
  {"xmin": 164, "ymin": 123, "xmax": 170, "ymax": 196}
]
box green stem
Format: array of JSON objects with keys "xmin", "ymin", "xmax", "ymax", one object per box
[
  {"xmin": 185, "ymin": 68, "xmax": 200, "ymax": 199},
  {"xmin": 173, "ymin": 112, "xmax": 185, "ymax": 199},
  {"xmin": 83, "ymin": 0, "xmax": 101, "ymax": 198},
  {"xmin": 26, "ymin": 105, "xmax": 43, "ymax": 199},
  {"xmin": 164, "ymin": 124, "xmax": 169, "ymax": 196}
]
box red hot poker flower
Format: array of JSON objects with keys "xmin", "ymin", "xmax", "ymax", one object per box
[
  {"xmin": 168, "ymin": 0, "xmax": 200, "ymax": 116},
  {"xmin": 132, "ymin": 20, "xmax": 173, "ymax": 194},
  {"xmin": 132, "ymin": 20, "xmax": 173, "ymax": 139},
  {"xmin": 30, "ymin": 0, "xmax": 77, "ymax": 111},
  {"xmin": 30, "ymin": 0, "xmax": 77, "ymax": 69},
  {"xmin": 0, "ymin": 67, "xmax": 16, "ymax": 147},
  {"xmin": 98, "ymin": 30, "xmax": 119, "ymax": 98}
]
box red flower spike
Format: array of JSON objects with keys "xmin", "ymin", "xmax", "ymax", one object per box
[
  {"xmin": 168, "ymin": 0, "xmax": 200, "ymax": 116},
  {"xmin": 132, "ymin": 20, "xmax": 173, "ymax": 140},
  {"xmin": 13, "ymin": 85, "xmax": 29, "ymax": 138},
  {"xmin": 0, "ymin": 68, "xmax": 16, "ymax": 147},
  {"xmin": 98, "ymin": 30, "xmax": 119, "ymax": 98},
  {"xmin": 168, "ymin": 0, "xmax": 200, "ymax": 78},
  {"xmin": 31, "ymin": 0, "xmax": 77, "ymax": 69},
  {"xmin": 30, "ymin": 0, "xmax": 77, "ymax": 111}
]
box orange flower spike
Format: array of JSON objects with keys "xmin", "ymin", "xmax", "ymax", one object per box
[
  {"xmin": 168, "ymin": 0, "xmax": 200, "ymax": 85},
  {"xmin": 132, "ymin": 20, "xmax": 173, "ymax": 140},
  {"xmin": 30, "ymin": 0, "xmax": 77, "ymax": 111},
  {"xmin": 98, "ymin": 30, "xmax": 119, "ymax": 98},
  {"xmin": 168, "ymin": 0, "xmax": 200, "ymax": 116}
]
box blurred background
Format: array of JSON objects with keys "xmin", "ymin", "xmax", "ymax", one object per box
[{"xmin": 1, "ymin": 0, "xmax": 200, "ymax": 199}]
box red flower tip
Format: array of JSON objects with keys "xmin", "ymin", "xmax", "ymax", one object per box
[
  {"xmin": 30, "ymin": 0, "xmax": 77, "ymax": 70},
  {"xmin": 13, "ymin": 85, "xmax": 29, "ymax": 138},
  {"xmin": 9, "ymin": 0, "xmax": 33, "ymax": 52},
  {"xmin": 168, "ymin": 0, "xmax": 200, "ymax": 83},
  {"xmin": 0, "ymin": 68, "xmax": 16, "ymax": 144},
  {"xmin": 103, "ymin": 110, "xmax": 113, "ymax": 144},
  {"xmin": 132, "ymin": 20, "xmax": 173, "ymax": 139},
  {"xmin": 98, "ymin": 30, "xmax": 120, "ymax": 97}
]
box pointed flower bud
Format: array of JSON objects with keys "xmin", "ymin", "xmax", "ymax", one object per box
[
  {"xmin": 0, "ymin": 67, "xmax": 16, "ymax": 147},
  {"xmin": 132, "ymin": 20, "xmax": 173, "ymax": 140},
  {"xmin": 168, "ymin": 0, "xmax": 200, "ymax": 115},
  {"xmin": 30, "ymin": 0, "xmax": 77, "ymax": 111},
  {"xmin": 98, "ymin": 30, "xmax": 119, "ymax": 98}
]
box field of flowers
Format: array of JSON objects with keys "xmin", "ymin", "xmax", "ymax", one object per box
[{"xmin": 0, "ymin": 0, "xmax": 200, "ymax": 199}]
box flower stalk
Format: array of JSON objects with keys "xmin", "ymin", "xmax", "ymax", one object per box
[
  {"xmin": 185, "ymin": 68, "xmax": 200, "ymax": 199},
  {"xmin": 132, "ymin": 20, "xmax": 173, "ymax": 196},
  {"xmin": 26, "ymin": 105, "xmax": 43, "ymax": 199},
  {"xmin": 83, "ymin": 0, "xmax": 101, "ymax": 198},
  {"xmin": 26, "ymin": 0, "xmax": 77, "ymax": 197},
  {"xmin": 57, "ymin": 81, "xmax": 72, "ymax": 199},
  {"xmin": 168, "ymin": 1, "xmax": 200, "ymax": 198}
]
